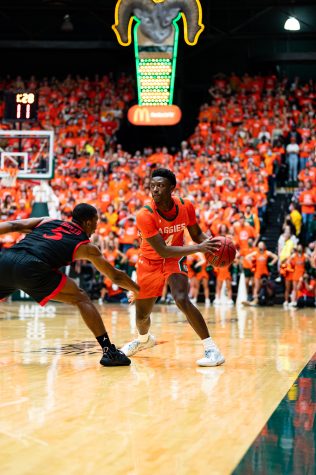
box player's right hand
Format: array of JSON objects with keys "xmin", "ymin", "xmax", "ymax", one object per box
[{"xmin": 198, "ymin": 237, "xmax": 222, "ymax": 255}]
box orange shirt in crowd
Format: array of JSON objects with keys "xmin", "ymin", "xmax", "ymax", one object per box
[
  {"xmin": 235, "ymin": 223, "xmax": 257, "ymax": 250},
  {"xmin": 125, "ymin": 247, "xmax": 140, "ymax": 267},
  {"xmin": 297, "ymin": 280, "xmax": 315, "ymax": 298},
  {"xmin": 119, "ymin": 222, "xmax": 139, "ymax": 245},
  {"xmin": 299, "ymin": 189, "xmax": 316, "ymax": 214}
]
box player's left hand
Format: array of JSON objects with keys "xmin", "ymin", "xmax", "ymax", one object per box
[{"xmin": 128, "ymin": 291, "xmax": 137, "ymax": 304}]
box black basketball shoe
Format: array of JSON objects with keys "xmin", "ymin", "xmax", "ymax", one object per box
[{"xmin": 100, "ymin": 344, "xmax": 131, "ymax": 367}]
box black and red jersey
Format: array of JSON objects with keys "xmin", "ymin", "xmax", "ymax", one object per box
[{"xmin": 12, "ymin": 219, "xmax": 90, "ymax": 268}]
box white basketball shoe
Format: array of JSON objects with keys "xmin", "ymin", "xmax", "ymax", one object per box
[
  {"xmin": 196, "ymin": 342, "xmax": 225, "ymax": 367},
  {"xmin": 120, "ymin": 335, "xmax": 156, "ymax": 357}
]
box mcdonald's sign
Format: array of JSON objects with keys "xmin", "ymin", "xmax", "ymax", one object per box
[{"xmin": 128, "ymin": 105, "xmax": 182, "ymax": 126}]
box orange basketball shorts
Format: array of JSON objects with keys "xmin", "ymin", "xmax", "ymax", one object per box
[{"xmin": 136, "ymin": 255, "xmax": 188, "ymax": 299}]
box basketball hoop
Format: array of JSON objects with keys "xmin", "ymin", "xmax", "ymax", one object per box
[{"xmin": 0, "ymin": 167, "xmax": 18, "ymax": 187}]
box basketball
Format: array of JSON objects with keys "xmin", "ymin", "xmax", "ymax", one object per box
[{"xmin": 205, "ymin": 236, "xmax": 236, "ymax": 268}]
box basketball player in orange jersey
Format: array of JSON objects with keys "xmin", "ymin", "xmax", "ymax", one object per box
[
  {"xmin": 245, "ymin": 241, "xmax": 278, "ymax": 305},
  {"xmin": 121, "ymin": 168, "xmax": 225, "ymax": 367},
  {"xmin": 0, "ymin": 204, "xmax": 139, "ymax": 367}
]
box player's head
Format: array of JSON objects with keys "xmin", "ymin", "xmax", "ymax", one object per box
[
  {"xmin": 150, "ymin": 168, "xmax": 176, "ymax": 203},
  {"xmin": 72, "ymin": 203, "xmax": 98, "ymax": 237}
]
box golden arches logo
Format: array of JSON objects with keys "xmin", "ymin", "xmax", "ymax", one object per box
[
  {"xmin": 128, "ymin": 105, "xmax": 182, "ymax": 126},
  {"xmin": 133, "ymin": 107, "xmax": 150, "ymax": 123}
]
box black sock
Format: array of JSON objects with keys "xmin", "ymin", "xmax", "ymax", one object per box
[{"xmin": 96, "ymin": 333, "xmax": 112, "ymax": 350}]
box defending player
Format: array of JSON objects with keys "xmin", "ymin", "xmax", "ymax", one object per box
[
  {"xmin": 121, "ymin": 168, "xmax": 225, "ymax": 367},
  {"xmin": 0, "ymin": 203, "xmax": 139, "ymax": 367}
]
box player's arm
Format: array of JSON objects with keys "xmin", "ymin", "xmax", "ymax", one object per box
[
  {"xmin": 138, "ymin": 205, "xmax": 221, "ymax": 259},
  {"xmin": 187, "ymin": 223, "xmax": 210, "ymax": 244},
  {"xmin": 146, "ymin": 233, "xmax": 220, "ymax": 259},
  {"xmin": 0, "ymin": 218, "xmax": 44, "ymax": 235},
  {"xmin": 74, "ymin": 243, "xmax": 139, "ymax": 295}
]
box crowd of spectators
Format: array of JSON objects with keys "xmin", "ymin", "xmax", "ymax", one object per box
[{"xmin": 0, "ymin": 73, "xmax": 315, "ymax": 306}]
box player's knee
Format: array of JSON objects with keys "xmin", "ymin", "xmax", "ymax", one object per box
[
  {"xmin": 72, "ymin": 288, "xmax": 90, "ymax": 306},
  {"xmin": 174, "ymin": 293, "xmax": 190, "ymax": 310}
]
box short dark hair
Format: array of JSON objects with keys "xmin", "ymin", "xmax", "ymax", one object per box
[
  {"xmin": 72, "ymin": 203, "xmax": 97, "ymax": 224},
  {"xmin": 151, "ymin": 168, "xmax": 176, "ymax": 187}
]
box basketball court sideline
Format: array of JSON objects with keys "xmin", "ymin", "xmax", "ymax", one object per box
[{"xmin": 1, "ymin": 302, "xmax": 315, "ymax": 474}]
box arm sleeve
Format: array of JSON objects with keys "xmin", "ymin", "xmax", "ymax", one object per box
[
  {"xmin": 136, "ymin": 210, "xmax": 160, "ymax": 239},
  {"xmin": 185, "ymin": 200, "xmax": 198, "ymax": 226}
]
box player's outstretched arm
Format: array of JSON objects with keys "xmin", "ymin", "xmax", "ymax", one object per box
[
  {"xmin": 0, "ymin": 218, "xmax": 44, "ymax": 235},
  {"xmin": 74, "ymin": 243, "xmax": 140, "ymax": 295},
  {"xmin": 146, "ymin": 233, "xmax": 221, "ymax": 259},
  {"xmin": 187, "ymin": 223, "xmax": 210, "ymax": 244}
]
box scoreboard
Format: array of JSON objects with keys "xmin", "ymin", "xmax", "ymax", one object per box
[
  {"xmin": 4, "ymin": 92, "xmax": 38, "ymax": 122},
  {"xmin": 113, "ymin": 0, "xmax": 205, "ymax": 126}
]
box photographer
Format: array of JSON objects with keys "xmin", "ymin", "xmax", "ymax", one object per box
[{"xmin": 296, "ymin": 273, "xmax": 316, "ymax": 308}]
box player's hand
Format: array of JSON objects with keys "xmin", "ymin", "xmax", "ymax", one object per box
[
  {"xmin": 128, "ymin": 291, "xmax": 138, "ymax": 304},
  {"xmin": 198, "ymin": 237, "xmax": 222, "ymax": 255}
]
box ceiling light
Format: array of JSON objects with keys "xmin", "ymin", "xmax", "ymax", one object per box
[
  {"xmin": 61, "ymin": 14, "xmax": 74, "ymax": 32},
  {"xmin": 284, "ymin": 17, "xmax": 300, "ymax": 31}
]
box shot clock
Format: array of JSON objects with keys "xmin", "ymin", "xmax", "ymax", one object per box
[{"xmin": 4, "ymin": 92, "xmax": 38, "ymax": 121}]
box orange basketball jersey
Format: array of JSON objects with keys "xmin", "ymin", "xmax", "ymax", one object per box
[{"xmin": 136, "ymin": 197, "xmax": 197, "ymax": 260}]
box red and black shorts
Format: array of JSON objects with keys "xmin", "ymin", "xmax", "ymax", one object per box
[{"xmin": 0, "ymin": 250, "xmax": 67, "ymax": 306}]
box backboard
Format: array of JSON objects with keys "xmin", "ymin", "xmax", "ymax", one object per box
[{"xmin": 0, "ymin": 130, "xmax": 54, "ymax": 180}]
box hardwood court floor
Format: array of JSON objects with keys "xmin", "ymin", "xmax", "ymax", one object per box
[{"xmin": 1, "ymin": 302, "xmax": 316, "ymax": 475}]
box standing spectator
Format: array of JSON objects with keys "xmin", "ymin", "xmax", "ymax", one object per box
[
  {"xmin": 286, "ymin": 137, "xmax": 300, "ymax": 183},
  {"xmin": 189, "ymin": 253, "xmax": 211, "ymax": 307},
  {"xmin": 278, "ymin": 225, "xmax": 298, "ymax": 263},
  {"xmin": 289, "ymin": 202, "xmax": 302, "ymax": 238},
  {"xmin": 298, "ymin": 181, "xmax": 316, "ymax": 243},
  {"xmin": 245, "ymin": 242, "xmax": 278, "ymax": 306},
  {"xmin": 213, "ymin": 265, "xmax": 234, "ymax": 307},
  {"xmin": 285, "ymin": 125, "xmax": 302, "ymax": 145},
  {"xmin": 290, "ymin": 245, "xmax": 307, "ymax": 306}
]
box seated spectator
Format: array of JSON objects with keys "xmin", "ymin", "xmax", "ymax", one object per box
[{"xmin": 296, "ymin": 273, "xmax": 316, "ymax": 308}]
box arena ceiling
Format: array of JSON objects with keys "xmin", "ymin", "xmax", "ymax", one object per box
[{"xmin": 0, "ymin": 0, "xmax": 315, "ymax": 47}]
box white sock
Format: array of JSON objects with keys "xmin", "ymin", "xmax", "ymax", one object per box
[
  {"xmin": 138, "ymin": 332, "xmax": 149, "ymax": 343},
  {"xmin": 202, "ymin": 337, "xmax": 215, "ymax": 350}
]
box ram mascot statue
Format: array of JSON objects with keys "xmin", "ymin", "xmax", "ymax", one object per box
[{"xmin": 113, "ymin": 0, "xmax": 204, "ymax": 46}]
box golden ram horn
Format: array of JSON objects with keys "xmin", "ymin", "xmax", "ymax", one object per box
[
  {"xmin": 112, "ymin": 0, "xmax": 155, "ymax": 46},
  {"xmin": 165, "ymin": 0, "xmax": 204, "ymax": 45}
]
